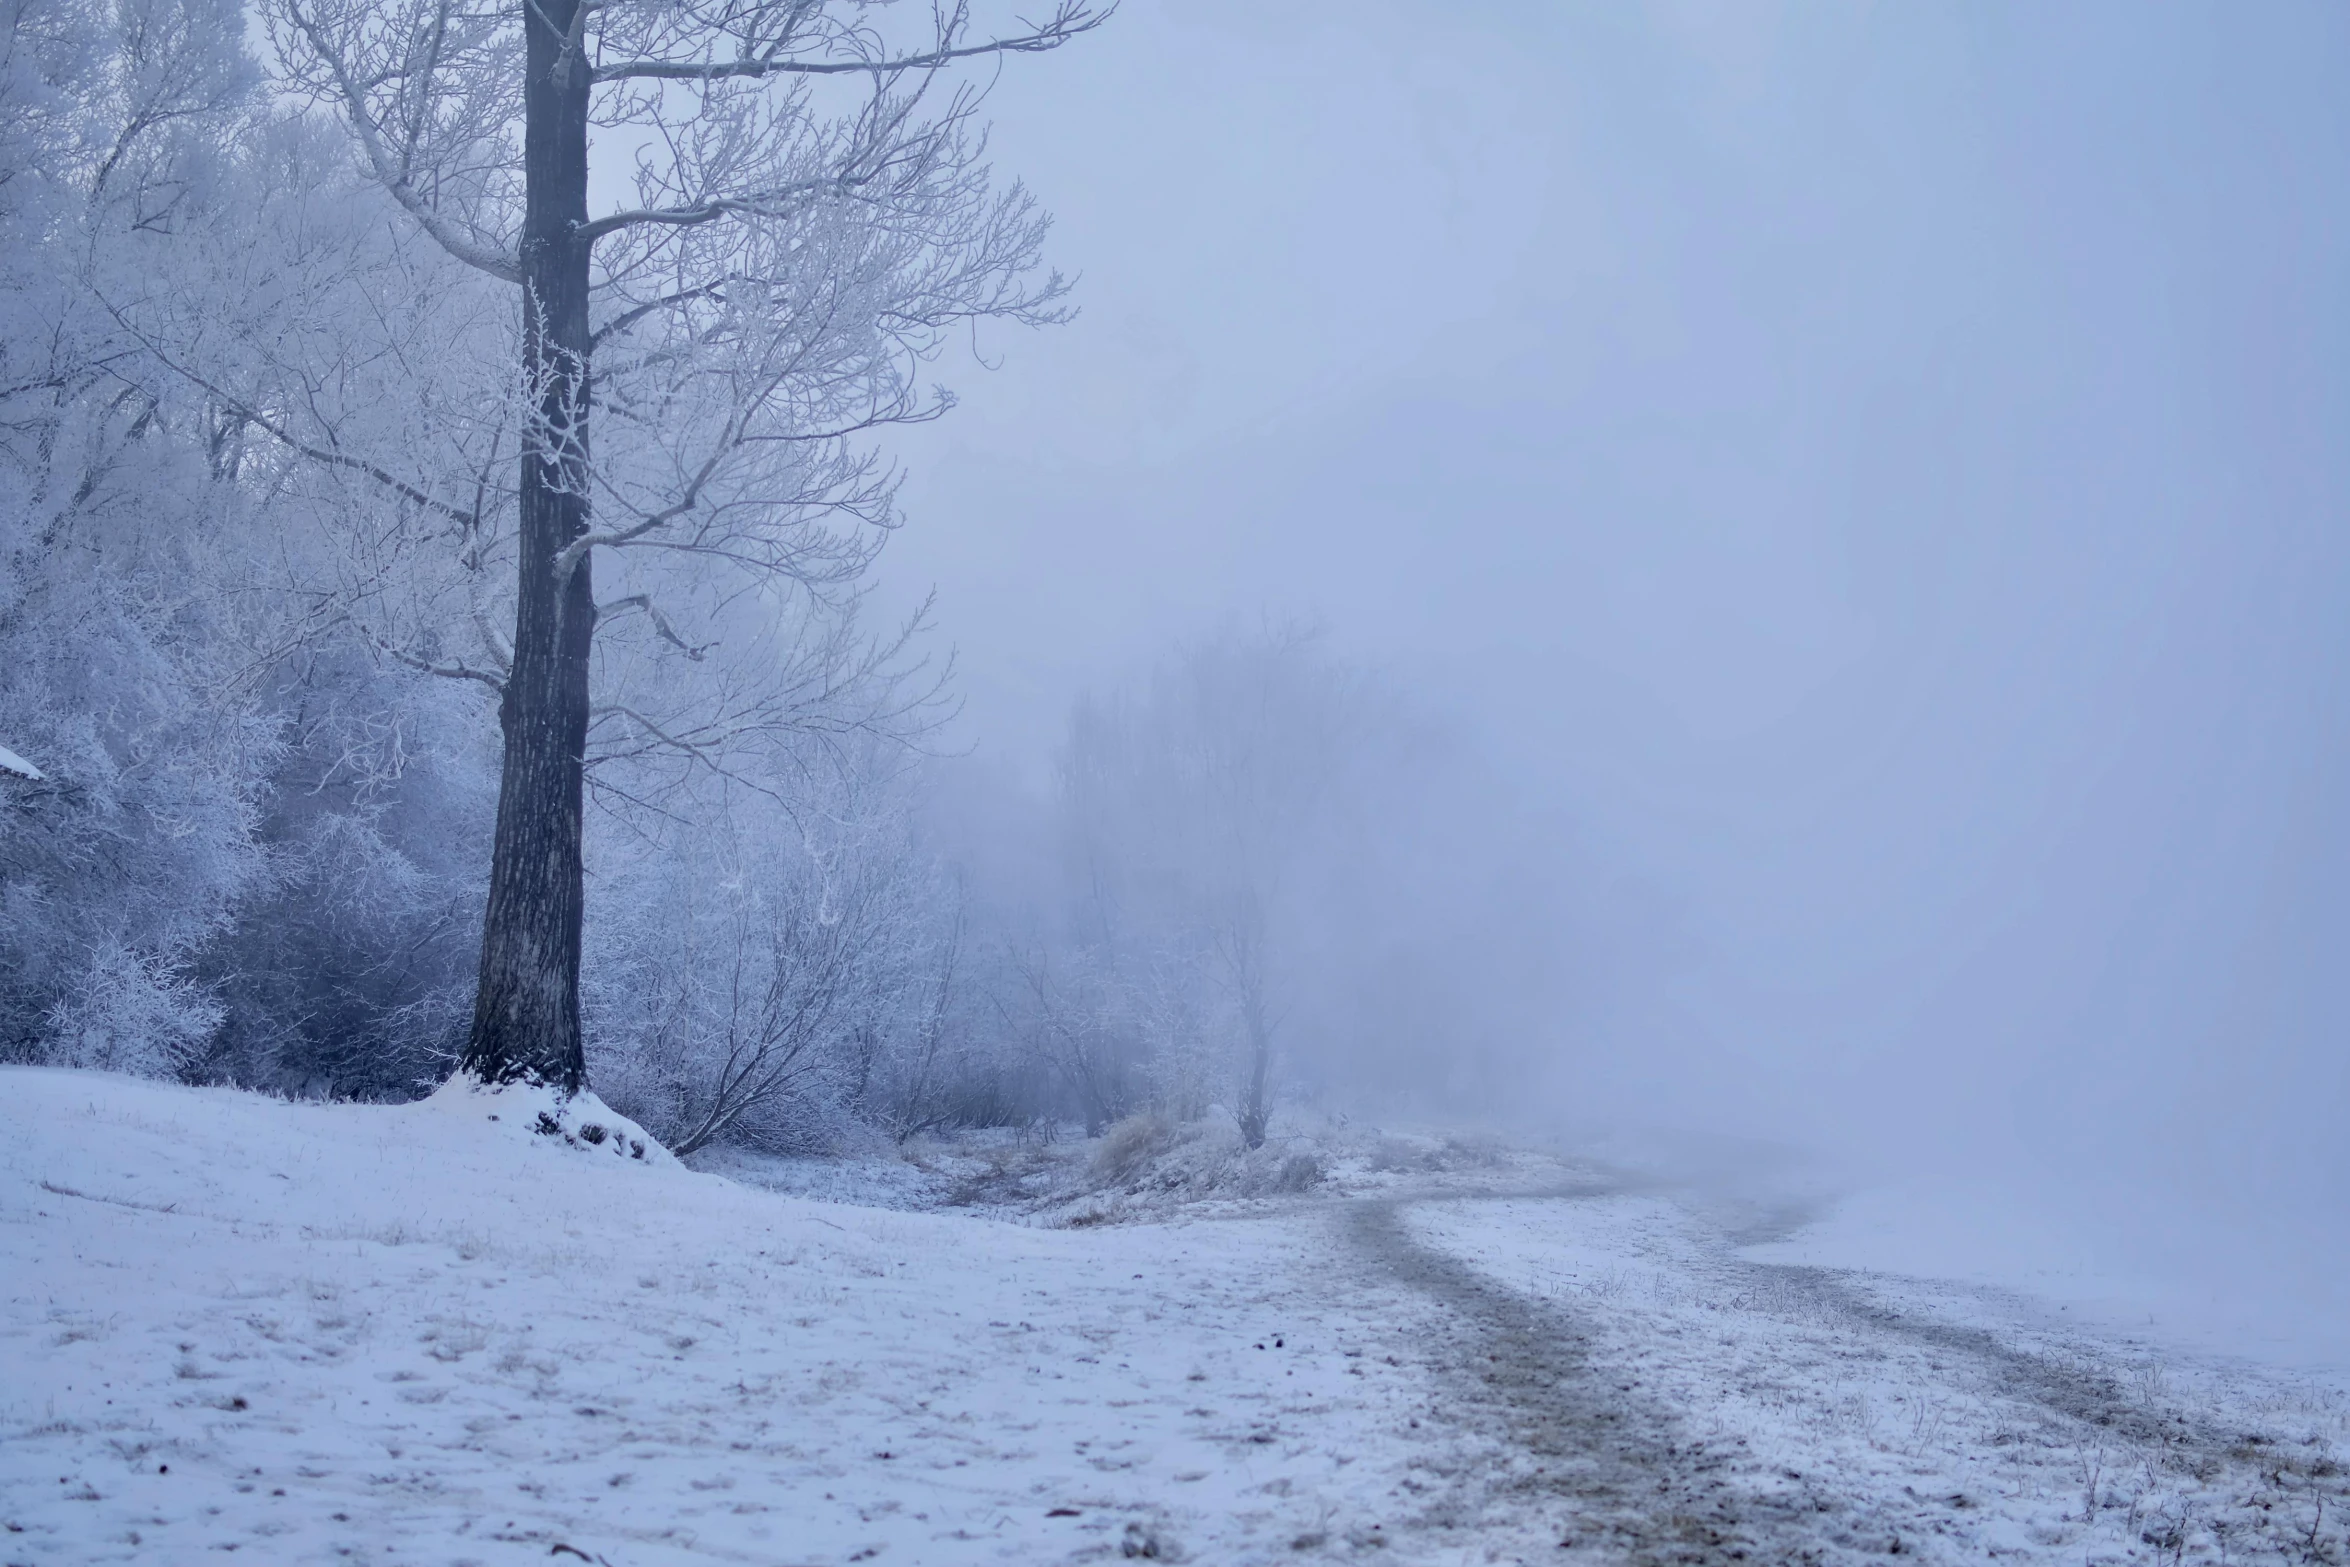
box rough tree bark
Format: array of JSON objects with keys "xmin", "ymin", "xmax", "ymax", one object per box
[{"xmin": 460, "ymin": 0, "xmax": 595, "ymax": 1091}]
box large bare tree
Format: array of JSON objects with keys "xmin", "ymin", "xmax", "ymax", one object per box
[{"xmin": 262, "ymin": 0, "xmax": 1107, "ymax": 1095}]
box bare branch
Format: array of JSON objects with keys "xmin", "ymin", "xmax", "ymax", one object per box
[
  {"xmin": 576, "ymin": 177, "xmax": 846, "ymax": 243},
  {"xmin": 590, "ymin": 280, "xmax": 740, "ymax": 349},
  {"xmin": 597, "ymin": 593, "xmax": 709, "ymax": 660},
  {"xmin": 374, "ymin": 637, "xmax": 508, "ymax": 691},
  {"xmin": 591, "ymin": 2, "xmax": 1112, "ymax": 84},
  {"xmin": 551, "ymin": 439, "xmax": 730, "ymax": 578}
]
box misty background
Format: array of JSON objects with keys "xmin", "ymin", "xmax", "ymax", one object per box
[{"xmin": 872, "ymin": 0, "xmax": 2350, "ymax": 1324}]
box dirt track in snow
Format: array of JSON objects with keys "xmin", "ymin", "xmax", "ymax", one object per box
[
  {"xmin": 1349, "ymin": 1191, "xmax": 1818, "ymax": 1564},
  {"xmin": 1346, "ymin": 1188, "xmax": 1881, "ymax": 1564},
  {"xmin": 1341, "ymin": 1184, "xmax": 2350, "ymax": 1567}
]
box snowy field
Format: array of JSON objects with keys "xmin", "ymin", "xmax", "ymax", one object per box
[{"xmin": 4, "ymin": 1068, "xmax": 2346, "ymax": 1566}]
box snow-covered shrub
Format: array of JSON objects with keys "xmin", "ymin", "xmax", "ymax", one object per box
[
  {"xmin": 1091, "ymin": 1112, "xmax": 1174, "ymax": 1183},
  {"xmin": 0, "ymin": 603, "xmax": 277, "ymax": 1070},
  {"xmin": 41, "ymin": 940, "xmax": 225, "ymax": 1076},
  {"xmin": 583, "ymin": 745, "xmax": 960, "ymax": 1157},
  {"xmin": 0, "ymin": 390, "xmax": 290, "ymax": 1070},
  {"xmin": 1274, "ymin": 1151, "xmax": 1322, "ymax": 1193},
  {"xmin": 1071, "ymin": 1111, "xmax": 1328, "ymax": 1211},
  {"xmin": 199, "ymin": 656, "xmax": 496, "ymax": 1098}
]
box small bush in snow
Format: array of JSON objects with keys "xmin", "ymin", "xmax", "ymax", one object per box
[
  {"xmin": 42, "ymin": 942, "xmax": 225, "ymax": 1078},
  {"xmin": 1274, "ymin": 1152, "xmax": 1322, "ymax": 1193},
  {"xmin": 1092, "ymin": 1113, "xmax": 1175, "ymax": 1183}
]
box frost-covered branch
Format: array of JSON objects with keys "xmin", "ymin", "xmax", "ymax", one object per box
[{"xmin": 589, "ymin": 0, "xmax": 1110, "ymax": 84}]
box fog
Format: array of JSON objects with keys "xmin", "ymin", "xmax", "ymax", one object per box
[{"xmin": 874, "ymin": 0, "xmax": 2350, "ymax": 1310}]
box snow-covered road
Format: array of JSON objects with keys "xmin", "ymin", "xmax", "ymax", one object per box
[{"xmin": 3, "ymin": 1070, "xmax": 2344, "ymax": 1565}]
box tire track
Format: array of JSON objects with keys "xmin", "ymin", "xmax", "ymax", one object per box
[
  {"xmin": 1745, "ymin": 1262, "xmax": 2350, "ymax": 1557},
  {"xmin": 1346, "ymin": 1194, "xmax": 1847, "ymax": 1565},
  {"xmin": 1350, "ymin": 1186, "xmax": 2350, "ymax": 1566}
]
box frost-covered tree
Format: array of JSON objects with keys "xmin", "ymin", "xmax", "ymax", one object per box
[
  {"xmin": 1055, "ymin": 625, "xmax": 1366, "ymax": 1146},
  {"xmin": 0, "ymin": 0, "xmax": 278, "ymax": 1075},
  {"xmin": 2, "ymin": 0, "xmax": 498, "ymax": 1095},
  {"xmin": 252, "ymin": 0, "xmax": 1108, "ymax": 1100}
]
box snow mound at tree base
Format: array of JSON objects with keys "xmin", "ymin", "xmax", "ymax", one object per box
[{"xmin": 419, "ymin": 1073, "xmax": 675, "ymax": 1165}]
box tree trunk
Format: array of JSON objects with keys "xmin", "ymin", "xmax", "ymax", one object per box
[
  {"xmin": 459, "ymin": 0, "xmax": 595, "ymax": 1093},
  {"xmin": 1238, "ymin": 1001, "xmax": 1272, "ymax": 1149}
]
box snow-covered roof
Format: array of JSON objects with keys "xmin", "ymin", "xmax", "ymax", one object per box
[{"xmin": 0, "ymin": 744, "xmax": 43, "ymax": 781}]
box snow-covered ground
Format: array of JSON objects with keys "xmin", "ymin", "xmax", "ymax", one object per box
[{"xmin": 4, "ymin": 1068, "xmax": 2345, "ymax": 1565}]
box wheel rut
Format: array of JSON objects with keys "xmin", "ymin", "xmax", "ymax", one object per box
[
  {"xmin": 1747, "ymin": 1261, "xmax": 2350, "ymax": 1535},
  {"xmin": 1346, "ymin": 1193, "xmax": 1842, "ymax": 1565},
  {"xmin": 1339, "ymin": 1184, "xmax": 2350, "ymax": 1567}
]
